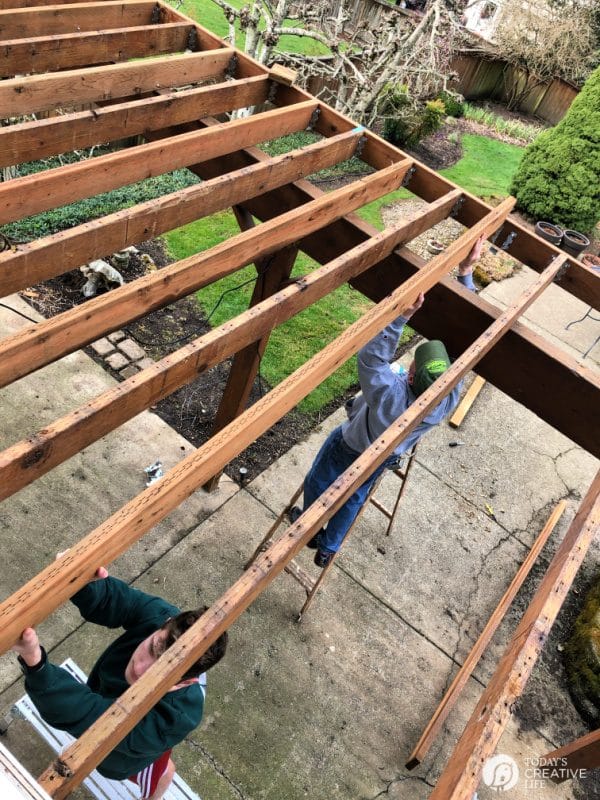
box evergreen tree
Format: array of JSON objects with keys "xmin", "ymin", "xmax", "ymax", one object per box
[{"xmin": 511, "ymin": 66, "xmax": 600, "ymax": 232}]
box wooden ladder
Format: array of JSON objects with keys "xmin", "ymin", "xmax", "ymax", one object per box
[{"xmin": 246, "ymin": 446, "xmax": 417, "ymax": 620}]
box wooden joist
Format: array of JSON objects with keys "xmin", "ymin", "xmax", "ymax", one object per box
[
  {"xmin": 0, "ymin": 1, "xmax": 160, "ymax": 40},
  {"xmin": 429, "ymin": 469, "xmax": 600, "ymax": 799},
  {"xmin": 30, "ymin": 206, "xmax": 574, "ymax": 800},
  {"xmin": 0, "ymin": 200, "xmax": 512, "ymax": 656},
  {"xmin": 0, "ymin": 23, "xmax": 196, "ymax": 78},
  {"xmin": 0, "ymin": 127, "xmax": 361, "ymax": 295},
  {"xmin": 0, "ymin": 75, "xmax": 270, "ymax": 168},
  {"xmin": 543, "ymin": 728, "xmax": 600, "ymax": 782},
  {"xmin": 0, "ymin": 100, "xmax": 317, "ymax": 227},
  {"xmin": 0, "ymin": 49, "xmax": 233, "ymax": 117},
  {"xmin": 0, "ymin": 156, "xmax": 413, "ymax": 386},
  {"xmin": 190, "ymin": 137, "xmax": 600, "ymax": 458},
  {"xmin": 406, "ymin": 500, "xmax": 567, "ymax": 769},
  {"xmin": 0, "ymin": 189, "xmax": 461, "ymax": 502}
]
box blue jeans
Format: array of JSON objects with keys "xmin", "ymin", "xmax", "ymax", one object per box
[{"xmin": 302, "ymin": 426, "xmax": 400, "ymax": 554}]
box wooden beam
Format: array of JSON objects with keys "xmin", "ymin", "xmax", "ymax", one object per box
[
  {"xmin": 0, "ymin": 75, "xmax": 269, "ymax": 168},
  {"xmin": 429, "ymin": 469, "xmax": 600, "ymax": 799},
  {"xmin": 32, "ymin": 209, "xmax": 568, "ymax": 800},
  {"xmin": 0, "ymin": 48, "xmax": 234, "ymax": 117},
  {"xmin": 448, "ymin": 374, "xmax": 486, "ymax": 428},
  {"xmin": 406, "ymin": 500, "xmax": 567, "ymax": 769},
  {"xmin": 0, "ymin": 190, "xmax": 462, "ymax": 502},
  {"xmin": 0, "ymin": 127, "xmax": 362, "ymax": 296},
  {"xmin": 203, "ymin": 240, "xmax": 300, "ymax": 493},
  {"xmin": 0, "ymin": 100, "xmax": 317, "ymax": 227},
  {"xmin": 543, "ymin": 728, "xmax": 600, "ymax": 782},
  {"xmin": 184, "ymin": 136, "xmax": 600, "ymax": 457},
  {"xmin": 0, "ymin": 1, "xmax": 159, "ymax": 40},
  {"xmin": 0, "ymin": 23, "xmax": 195, "ymax": 78},
  {"xmin": 0, "ymin": 157, "xmax": 413, "ymax": 387},
  {"xmin": 0, "ymin": 199, "xmax": 512, "ymax": 657}
]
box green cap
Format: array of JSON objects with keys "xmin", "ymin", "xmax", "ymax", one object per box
[{"xmin": 412, "ymin": 340, "xmax": 451, "ymax": 396}]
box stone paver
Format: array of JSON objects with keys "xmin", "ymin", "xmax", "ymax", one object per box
[
  {"xmin": 105, "ymin": 351, "xmax": 128, "ymax": 370},
  {"xmin": 117, "ymin": 337, "xmax": 146, "ymax": 361},
  {"xmin": 90, "ymin": 337, "xmax": 114, "ymax": 357}
]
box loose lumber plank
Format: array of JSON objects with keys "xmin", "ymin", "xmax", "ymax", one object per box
[
  {"xmin": 406, "ymin": 500, "xmax": 567, "ymax": 769},
  {"xmin": 0, "ymin": 75, "xmax": 269, "ymax": 168},
  {"xmin": 187, "ymin": 135, "xmax": 600, "ymax": 458},
  {"xmin": 0, "ymin": 49, "xmax": 233, "ymax": 117},
  {"xmin": 0, "ymin": 2, "xmax": 158, "ymax": 40},
  {"xmin": 448, "ymin": 374, "xmax": 486, "ymax": 428},
  {"xmin": 429, "ymin": 470, "xmax": 600, "ymax": 800},
  {"xmin": 0, "ymin": 127, "xmax": 361, "ymax": 296},
  {"xmin": 543, "ymin": 728, "xmax": 600, "ymax": 782},
  {"xmin": 0, "ymin": 189, "xmax": 461, "ymax": 501},
  {"xmin": 0, "ymin": 157, "xmax": 413, "ymax": 387},
  {"xmin": 0, "ymin": 23, "xmax": 195, "ymax": 78},
  {"xmin": 32, "ymin": 204, "xmax": 566, "ymax": 800},
  {"xmin": 0, "ymin": 100, "xmax": 317, "ymax": 227}
]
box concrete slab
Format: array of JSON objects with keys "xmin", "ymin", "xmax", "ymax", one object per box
[{"xmin": 481, "ymin": 265, "xmax": 600, "ymax": 366}]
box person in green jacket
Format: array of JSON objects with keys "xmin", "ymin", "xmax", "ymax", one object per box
[{"xmin": 11, "ymin": 568, "xmax": 228, "ymax": 800}]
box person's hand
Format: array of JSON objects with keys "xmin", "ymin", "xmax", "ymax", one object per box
[
  {"xmin": 459, "ymin": 235, "xmax": 485, "ymax": 275},
  {"xmin": 402, "ymin": 292, "xmax": 425, "ymax": 319},
  {"xmin": 11, "ymin": 627, "xmax": 43, "ymax": 667},
  {"xmin": 56, "ymin": 551, "xmax": 108, "ymax": 581}
]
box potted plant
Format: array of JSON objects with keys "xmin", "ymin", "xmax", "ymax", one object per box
[
  {"xmin": 562, "ymin": 230, "xmax": 591, "ymax": 258},
  {"xmin": 581, "ymin": 253, "xmax": 600, "ymax": 269},
  {"xmin": 534, "ymin": 221, "xmax": 563, "ymax": 246}
]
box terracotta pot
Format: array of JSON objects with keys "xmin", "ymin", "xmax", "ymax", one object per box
[
  {"xmin": 535, "ymin": 221, "xmax": 563, "ymax": 246},
  {"xmin": 581, "ymin": 253, "xmax": 600, "ymax": 269}
]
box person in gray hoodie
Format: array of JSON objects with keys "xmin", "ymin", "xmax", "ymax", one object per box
[{"xmin": 292, "ymin": 237, "xmax": 483, "ymax": 567}]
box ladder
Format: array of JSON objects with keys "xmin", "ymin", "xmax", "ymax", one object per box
[{"xmin": 246, "ymin": 446, "xmax": 417, "ymax": 620}]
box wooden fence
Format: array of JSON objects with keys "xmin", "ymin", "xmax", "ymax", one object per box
[{"xmin": 451, "ymin": 54, "xmax": 579, "ymax": 124}]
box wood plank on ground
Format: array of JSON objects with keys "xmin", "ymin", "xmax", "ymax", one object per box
[
  {"xmin": 406, "ymin": 499, "xmax": 567, "ymax": 769},
  {"xmin": 0, "ymin": 156, "xmax": 412, "ymax": 387},
  {"xmin": 0, "ymin": 1, "xmax": 158, "ymax": 39},
  {"xmin": 0, "ymin": 189, "xmax": 461, "ymax": 501},
  {"xmin": 428, "ymin": 469, "xmax": 600, "ymax": 799},
  {"xmin": 0, "ymin": 23, "xmax": 195, "ymax": 78},
  {"xmin": 0, "ymin": 100, "xmax": 317, "ymax": 227},
  {"xmin": 0, "ymin": 76, "xmax": 269, "ymax": 168},
  {"xmin": 543, "ymin": 727, "xmax": 600, "ymax": 782},
  {"xmin": 0, "ymin": 49, "xmax": 233, "ymax": 117},
  {"xmin": 448, "ymin": 374, "xmax": 486, "ymax": 428}
]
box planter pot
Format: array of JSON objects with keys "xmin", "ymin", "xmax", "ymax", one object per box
[
  {"xmin": 581, "ymin": 253, "xmax": 600, "ymax": 269},
  {"xmin": 535, "ymin": 221, "xmax": 563, "ymax": 246},
  {"xmin": 562, "ymin": 229, "xmax": 590, "ymax": 258}
]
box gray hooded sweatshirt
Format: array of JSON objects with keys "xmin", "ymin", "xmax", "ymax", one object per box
[{"xmin": 342, "ymin": 273, "xmax": 475, "ymax": 457}]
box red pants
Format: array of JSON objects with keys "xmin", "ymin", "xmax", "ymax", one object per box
[{"xmin": 129, "ymin": 749, "xmax": 172, "ymax": 799}]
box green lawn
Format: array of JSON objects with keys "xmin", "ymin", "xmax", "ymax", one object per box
[
  {"xmin": 165, "ymin": 132, "xmax": 524, "ymax": 414},
  {"xmin": 170, "ymin": 0, "xmax": 330, "ymax": 55}
]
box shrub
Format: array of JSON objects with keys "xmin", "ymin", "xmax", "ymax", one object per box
[
  {"xmin": 510, "ymin": 66, "xmax": 600, "ymax": 232},
  {"xmin": 383, "ymin": 97, "xmax": 446, "ymax": 147},
  {"xmin": 437, "ymin": 90, "xmax": 464, "ymax": 118}
]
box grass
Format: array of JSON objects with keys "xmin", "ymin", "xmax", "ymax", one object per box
[
  {"xmin": 463, "ymin": 102, "xmax": 544, "ymax": 144},
  {"xmin": 164, "ymin": 132, "xmax": 525, "ymax": 413},
  {"xmin": 169, "ymin": 0, "xmax": 330, "ymax": 56},
  {"xmin": 441, "ymin": 134, "xmax": 524, "ymax": 199}
]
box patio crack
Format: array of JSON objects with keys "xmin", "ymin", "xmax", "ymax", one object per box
[
  {"xmin": 185, "ymin": 737, "xmax": 247, "ymax": 799},
  {"xmin": 369, "ymin": 773, "xmax": 435, "ymax": 798}
]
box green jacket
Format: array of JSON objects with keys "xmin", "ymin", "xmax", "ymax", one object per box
[{"xmin": 24, "ymin": 577, "xmax": 205, "ymax": 780}]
